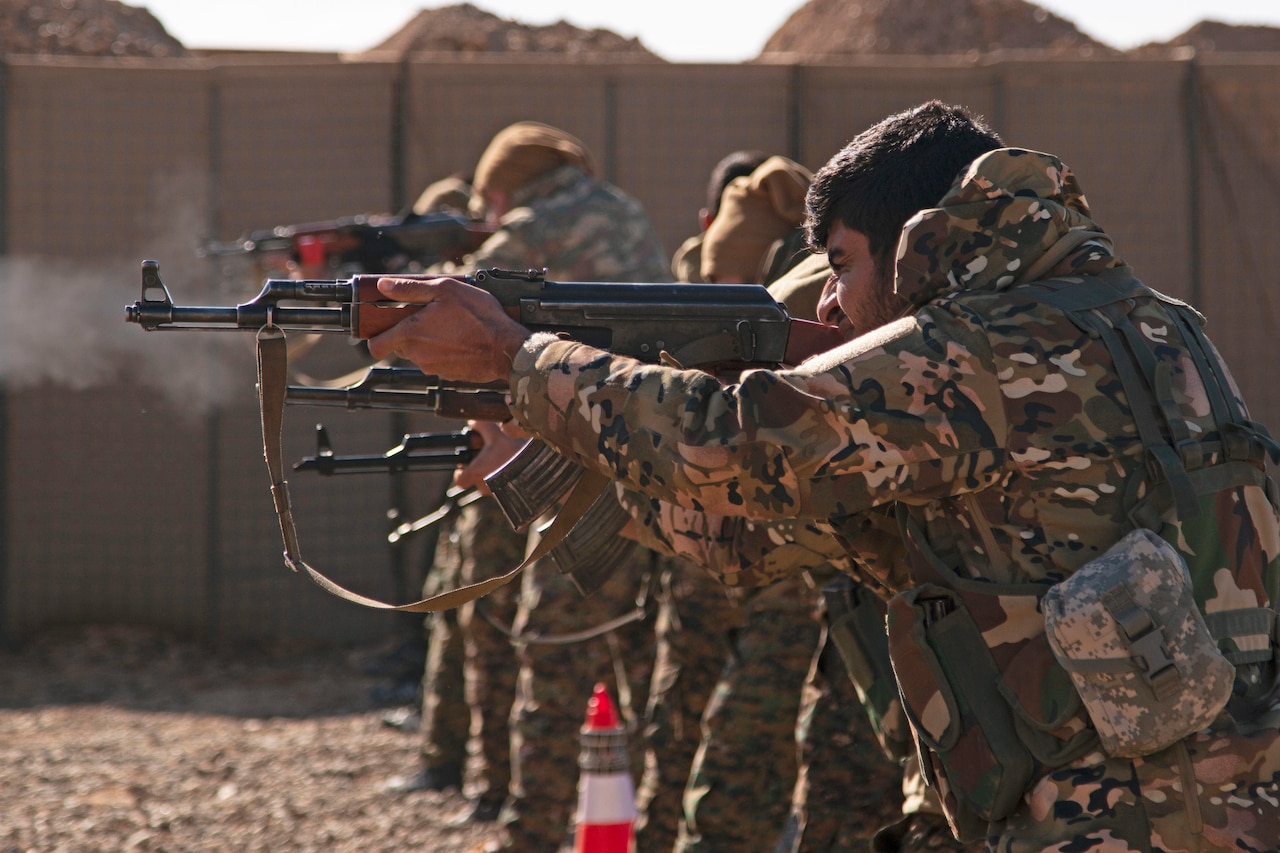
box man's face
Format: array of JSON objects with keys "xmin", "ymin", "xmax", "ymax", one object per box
[{"xmin": 817, "ymin": 221, "xmax": 901, "ymax": 340}]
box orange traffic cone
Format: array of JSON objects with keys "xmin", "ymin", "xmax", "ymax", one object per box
[{"xmin": 572, "ymin": 682, "xmax": 636, "ymax": 853}]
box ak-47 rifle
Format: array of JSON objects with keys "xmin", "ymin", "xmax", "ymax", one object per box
[
  {"xmin": 124, "ymin": 260, "xmax": 844, "ymax": 610},
  {"xmin": 283, "ymin": 366, "xmax": 511, "ymax": 421},
  {"xmin": 290, "ymin": 423, "xmax": 634, "ymax": 597},
  {"xmin": 201, "ymin": 210, "xmax": 496, "ymax": 275},
  {"xmin": 126, "ymin": 260, "xmax": 841, "ymax": 360},
  {"xmin": 126, "ymin": 260, "xmax": 842, "ymax": 525},
  {"xmin": 292, "ymin": 425, "xmax": 483, "ymax": 475}
]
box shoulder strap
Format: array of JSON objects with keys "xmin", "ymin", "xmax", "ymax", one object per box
[{"xmin": 255, "ymin": 325, "xmax": 607, "ymax": 612}]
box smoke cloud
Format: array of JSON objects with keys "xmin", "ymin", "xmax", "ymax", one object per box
[{"xmin": 0, "ymin": 254, "xmax": 256, "ymax": 415}]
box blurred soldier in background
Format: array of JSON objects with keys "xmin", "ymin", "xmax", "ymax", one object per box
[
  {"xmin": 630, "ymin": 151, "xmax": 779, "ymax": 853},
  {"xmin": 669, "ymin": 149, "xmax": 769, "ymax": 284},
  {"xmin": 382, "ymin": 176, "xmax": 521, "ymax": 819},
  {"xmin": 438, "ymin": 120, "xmax": 671, "ymax": 853},
  {"xmin": 664, "ymin": 154, "xmax": 834, "ymax": 853}
]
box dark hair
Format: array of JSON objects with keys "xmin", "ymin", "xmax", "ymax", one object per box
[
  {"xmin": 805, "ymin": 101, "xmax": 1003, "ymax": 266},
  {"xmin": 706, "ymin": 150, "xmax": 771, "ymax": 218}
]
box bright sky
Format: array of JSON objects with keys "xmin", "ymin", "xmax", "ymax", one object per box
[{"xmin": 140, "ymin": 0, "xmax": 1280, "ymax": 61}]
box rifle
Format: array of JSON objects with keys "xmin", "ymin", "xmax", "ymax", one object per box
[
  {"xmin": 284, "ymin": 366, "xmax": 511, "ymax": 421},
  {"xmin": 200, "ymin": 210, "xmax": 496, "ymax": 275},
  {"xmin": 126, "ymin": 261, "xmax": 842, "ymax": 362},
  {"xmin": 292, "ymin": 425, "xmax": 483, "ymax": 476},
  {"xmin": 124, "ymin": 260, "xmax": 844, "ymax": 611},
  {"xmin": 291, "ymin": 425, "xmax": 636, "ymax": 597},
  {"xmin": 273, "ymin": 362, "xmax": 591, "ymax": 531}
]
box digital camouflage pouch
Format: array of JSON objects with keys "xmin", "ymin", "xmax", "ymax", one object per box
[{"xmin": 1042, "ymin": 527, "xmax": 1236, "ymax": 758}]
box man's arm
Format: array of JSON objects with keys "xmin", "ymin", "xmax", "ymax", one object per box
[
  {"xmin": 369, "ymin": 277, "xmax": 1008, "ymax": 522},
  {"xmin": 617, "ymin": 485, "xmax": 852, "ymax": 588},
  {"xmin": 508, "ymin": 329, "xmax": 1006, "ymax": 520}
]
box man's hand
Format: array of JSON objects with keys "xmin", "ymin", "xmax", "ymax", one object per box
[
  {"xmin": 454, "ymin": 419, "xmax": 528, "ymax": 493},
  {"xmin": 367, "ymin": 276, "xmax": 532, "ymax": 384}
]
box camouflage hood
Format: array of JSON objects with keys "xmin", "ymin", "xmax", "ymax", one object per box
[{"xmin": 893, "ymin": 148, "xmax": 1123, "ymax": 308}]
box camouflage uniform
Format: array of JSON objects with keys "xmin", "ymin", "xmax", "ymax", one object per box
[
  {"xmin": 416, "ymin": 507, "xmax": 471, "ymax": 783},
  {"xmin": 415, "ymin": 496, "xmax": 522, "ymax": 808},
  {"xmin": 674, "ymin": 572, "xmax": 821, "ymax": 853},
  {"xmin": 464, "ymin": 163, "xmax": 669, "ymax": 282},
  {"xmin": 502, "ymin": 545, "xmax": 661, "ymax": 851},
  {"xmin": 633, "ymin": 556, "xmax": 744, "ymax": 853},
  {"xmin": 463, "ymin": 160, "xmax": 674, "ymax": 852},
  {"xmin": 636, "ymin": 184, "xmax": 825, "ymax": 853},
  {"xmin": 504, "ymin": 148, "xmax": 1280, "ymax": 852},
  {"xmin": 455, "ymin": 498, "xmax": 523, "ymax": 810}
]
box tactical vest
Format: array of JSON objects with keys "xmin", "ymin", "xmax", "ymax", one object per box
[{"xmin": 833, "ymin": 268, "xmax": 1280, "ymax": 840}]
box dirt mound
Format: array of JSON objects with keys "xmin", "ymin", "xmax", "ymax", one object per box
[
  {"xmin": 365, "ymin": 2, "xmax": 662, "ymax": 61},
  {"xmin": 1131, "ymin": 20, "xmax": 1280, "ymax": 53},
  {"xmin": 0, "ymin": 0, "xmax": 186, "ymax": 58},
  {"xmin": 758, "ymin": 0, "xmax": 1114, "ymax": 58}
]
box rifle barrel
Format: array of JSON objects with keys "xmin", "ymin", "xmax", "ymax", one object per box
[{"xmin": 125, "ymin": 303, "xmax": 350, "ymax": 331}]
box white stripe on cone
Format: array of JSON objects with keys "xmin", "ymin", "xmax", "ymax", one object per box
[{"xmin": 575, "ymin": 772, "xmax": 637, "ymax": 823}]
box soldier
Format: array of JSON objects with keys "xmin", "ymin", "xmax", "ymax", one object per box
[
  {"xmin": 369, "ymin": 100, "xmax": 1280, "ymax": 852},
  {"xmin": 673, "ymin": 154, "xmax": 830, "ymax": 853},
  {"xmin": 630, "ymin": 149, "xmax": 765, "ymax": 853},
  {"xmin": 443, "ymin": 120, "xmax": 672, "ymax": 853},
  {"xmin": 670, "ymin": 149, "xmax": 769, "ymax": 284},
  {"xmin": 383, "ymin": 176, "xmax": 520, "ymax": 826}
]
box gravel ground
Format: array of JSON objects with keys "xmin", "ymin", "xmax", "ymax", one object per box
[
  {"xmin": 0, "ymin": 625, "xmax": 498, "ymax": 853},
  {"xmin": 0, "ymin": 623, "xmax": 908, "ymax": 853}
]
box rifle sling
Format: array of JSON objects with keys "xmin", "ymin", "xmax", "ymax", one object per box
[{"xmin": 255, "ymin": 324, "xmax": 608, "ymax": 612}]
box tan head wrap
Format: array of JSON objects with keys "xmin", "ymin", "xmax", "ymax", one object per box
[
  {"xmin": 412, "ymin": 175, "xmax": 472, "ymax": 215},
  {"xmin": 702, "ymin": 155, "xmax": 812, "ymax": 284},
  {"xmin": 472, "ymin": 121, "xmax": 596, "ymax": 199}
]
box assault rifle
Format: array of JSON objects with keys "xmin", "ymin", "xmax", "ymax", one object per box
[
  {"xmin": 293, "ymin": 425, "xmax": 483, "ymax": 475},
  {"xmin": 200, "ymin": 210, "xmax": 495, "ymax": 274},
  {"xmin": 290, "ymin": 423, "xmax": 635, "ymax": 596},
  {"xmin": 126, "ymin": 260, "xmax": 844, "ymax": 530},
  {"xmin": 124, "ymin": 260, "xmax": 843, "ymax": 607},
  {"xmin": 283, "ymin": 366, "xmax": 511, "ymax": 421},
  {"xmin": 126, "ymin": 261, "xmax": 841, "ymax": 361}
]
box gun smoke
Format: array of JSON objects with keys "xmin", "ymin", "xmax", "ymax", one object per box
[
  {"xmin": 0, "ymin": 167, "xmax": 307, "ymax": 417},
  {"xmin": 0, "ymin": 254, "xmax": 254, "ymax": 416}
]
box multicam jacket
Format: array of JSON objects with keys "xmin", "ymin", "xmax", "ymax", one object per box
[
  {"xmin": 508, "ymin": 147, "xmax": 1280, "ymax": 843},
  {"xmin": 463, "ymin": 163, "xmax": 671, "ymax": 284},
  {"xmin": 510, "ymin": 147, "xmax": 1280, "ymax": 602}
]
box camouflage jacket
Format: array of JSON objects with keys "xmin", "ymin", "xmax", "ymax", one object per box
[
  {"xmin": 509, "ymin": 148, "xmax": 1280, "ymax": 609},
  {"xmin": 462, "ymin": 164, "xmax": 671, "ymax": 283}
]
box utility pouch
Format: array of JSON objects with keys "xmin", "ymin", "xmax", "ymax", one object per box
[
  {"xmin": 1042, "ymin": 527, "xmax": 1236, "ymax": 758},
  {"xmin": 886, "ymin": 584, "xmax": 1035, "ymax": 839},
  {"xmin": 822, "ymin": 576, "xmax": 912, "ymax": 762}
]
